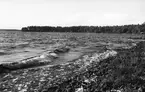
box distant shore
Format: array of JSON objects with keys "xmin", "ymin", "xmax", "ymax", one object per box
[
  {"xmin": 0, "ymin": 29, "xmax": 20, "ymax": 31},
  {"xmin": 21, "ymin": 24, "xmax": 145, "ymax": 34}
]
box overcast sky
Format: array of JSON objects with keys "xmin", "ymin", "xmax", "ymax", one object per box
[{"xmin": 0, "ymin": 0, "xmax": 144, "ymax": 29}]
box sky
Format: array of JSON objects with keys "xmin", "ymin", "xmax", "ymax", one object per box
[{"xmin": 0, "ymin": 0, "xmax": 144, "ymax": 29}]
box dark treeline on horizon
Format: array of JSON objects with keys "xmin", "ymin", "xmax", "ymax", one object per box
[{"xmin": 21, "ymin": 24, "xmax": 145, "ymax": 34}]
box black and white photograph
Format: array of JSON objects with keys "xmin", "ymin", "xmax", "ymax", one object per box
[{"xmin": 0, "ymin": 0, "xmax": 145, "ymax": 92}]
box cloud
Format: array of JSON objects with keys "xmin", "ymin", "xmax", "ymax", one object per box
[
  {"xmin": 104, "ymin": 13, "xmax": 128, "ymax": 20},
  {"xmin": 0, "ymin": 0, "xmax": 144, "ymax": 28}
]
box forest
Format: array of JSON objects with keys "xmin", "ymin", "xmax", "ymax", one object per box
[{"xmin": 21, "ymin": 23, "xmax": 145, "ymax": 33}]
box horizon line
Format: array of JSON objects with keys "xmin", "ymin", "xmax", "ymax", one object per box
[{"xmin": 0, "ymin": 22, "xmax": 144, "ymax": 30}]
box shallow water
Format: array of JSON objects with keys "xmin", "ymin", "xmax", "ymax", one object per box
[
  {"xmin": 0, "ymin": 31, "xmax": 140, "ymax": 65},
  {"xmin": 49, "ymin": 45, "xmax": 106, "ymax": 65},
  {"xmin": 51, "ymin": 51, "xmax": 83, "ymax": 65},
  {"xmin": 0, "ymin": 47, "xmax": 45, "ymax": 64}
]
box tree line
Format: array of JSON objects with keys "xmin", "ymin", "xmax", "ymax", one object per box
[{"xmin": 21, "ymin": 24, "xmax": 145, "ymax": 33}]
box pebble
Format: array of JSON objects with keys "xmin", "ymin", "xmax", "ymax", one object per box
[{"xmin": 75, "ymin": 86, "xmax": 84, "ymax": 92}]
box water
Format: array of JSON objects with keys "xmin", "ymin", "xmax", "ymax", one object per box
[
  {"xmin": 51, "ymin": 51, "xmax": 83, "ymax": 65},
  {"xmin": 0, "ymin": 31, "xmax": 87, "ymax": 64},
  {"xmin": 0, "ymin": 31, "xmax": 132, "ymax": 64},
  {"xmin": 0, "ymin": 31, "xmax": 58, "ymax": 63}
]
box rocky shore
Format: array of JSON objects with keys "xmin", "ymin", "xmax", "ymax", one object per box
[{"xmin": 0, "ymin": 40, "xmax": 144, "ymax": 92}]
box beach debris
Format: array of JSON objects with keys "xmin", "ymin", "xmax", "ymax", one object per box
[
  {"xmin": 54, "ymin": 47, "xmax": 70, "ymax": 53},
  {"xmin": 75, "ymin": 86, "xmax": 84, "ymax": 92}
]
